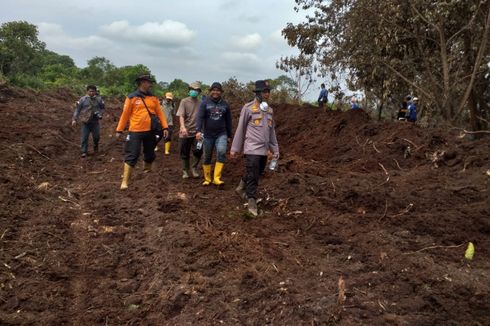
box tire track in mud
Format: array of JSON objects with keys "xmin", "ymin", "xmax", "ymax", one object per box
[
  {"xmin": 61, "ymin": 148, "xmax": 132, "ymax": 324},
  {"xmin": 66, "ymin": 181, "xmax": 93, "ymax": 326}
]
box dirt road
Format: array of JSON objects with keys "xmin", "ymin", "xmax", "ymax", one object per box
[{"xmin": 1, "ymin": 86, "xmax": 489, "ymax": 324}]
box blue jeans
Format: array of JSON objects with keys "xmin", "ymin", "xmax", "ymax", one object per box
[
  {"xmin": 81, "ymin": 120, "xmax": 100, "ymax": 154},
  {"xmin": 203, "ymin": 133, "xmax": 227, "ymax": 164}
]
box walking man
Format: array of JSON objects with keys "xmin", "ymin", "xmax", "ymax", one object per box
[
  {"xmin": 397, "ymin": 95, "xmax": 411, "ymax": 121},
  {"xmin": 196, "ymin": 82, "xmax": 232, "ymax": 186},
  {"xmin": 161, "ymin": 92, "xmax": 175, "ymax": 155},
  {"xmin": 116, "ymin": 74, "xmax": 168, "ymax": 190},
  {"xmin": 231, "ymin": 80, "xmax": 280, "ymax": 216},
  {"xmin": 177, "ymin": 82, "xmax": 203, "ymax": 179},
  {"xmin": 406, "ymin": 97, "xmax": 418, "ymax": 122},
  {"xmin": 318, "ymin": 83, "xmax": 328, "ymax": 109},
  {"xmin": 72, "ymin": 85, "xmax": 105, "ymax": 157}
]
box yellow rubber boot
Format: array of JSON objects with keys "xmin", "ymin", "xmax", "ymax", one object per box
[
  {"xmin": 202, "ymin": 164, "xmax": 212, "ymax": 186},
  {"xmin": 213, "ymin": 162, "xmax": 225, "ymax": 185},
  {"xmin": 120, "ymin": 163, "xmax": 133, "ymax": 190},
  {"xmin": 164, "ymin": 142, "xmax": 171, "ymax": 155},
  {"xmin": 143, "ymin": 161, "xmax": 152, "ymax": 173}
]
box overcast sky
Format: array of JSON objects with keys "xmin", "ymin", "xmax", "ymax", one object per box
[{"xmin": 1, "ymin": 0, "xmax": 325, "ymax": 100}]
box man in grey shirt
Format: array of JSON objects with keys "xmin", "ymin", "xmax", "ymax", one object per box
[
  {"xmin": 176, "ymin": 82, "xmax": 203, "ymax": 179},
  {"xmin": 231, "ymin": 80, "xmax": 280, "ymax": 216},
  {"xmin": 72, "ymin": 85, "xmax": 105, "ymax": 157}
]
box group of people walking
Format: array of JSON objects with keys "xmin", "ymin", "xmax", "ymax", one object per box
[{"xmin": 71, "ymin": 75, "xmax": 280, "ymax": 216}]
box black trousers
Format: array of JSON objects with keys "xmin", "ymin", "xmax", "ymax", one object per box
[
  {"xmin": 179, "ymin": 136, "xmax": 203, "ymax": 161},
  {"xmin": 243, "ymin": 154, "xmax": 267, "ymax": 199},
  {"xmin": 124, "ymin": 131, "xmax": 162, "ymax": 166}
]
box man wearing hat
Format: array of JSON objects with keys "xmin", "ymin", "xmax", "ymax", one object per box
[
  {"xmin": 72, "ymin": 85, "xmax": 105, "ymax": 157},
  {"xmin": 176, "ymin": 81, "xmax": 203, "ymax": 179},
  {"xmin": 230, "ymin": 80, "xmax": 280, "ymax": 216},
  {"xmin": 116, "ymin": 74, "xmax": 168, "ymax": 190},
  {"xmin": 161, "ymin": 92, "xmax": 175, "ymax": 155},
  {"xmin": 196, "ymin": 82, "xmax": 232, "ymax": 186}
]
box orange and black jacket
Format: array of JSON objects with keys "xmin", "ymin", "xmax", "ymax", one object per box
[{"xmin": 116, "ymin": 90, "xmax": 168, "ymax": 133}]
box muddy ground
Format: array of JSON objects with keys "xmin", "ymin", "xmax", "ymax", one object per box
[{"xmin": 0, "ymin": 85, "xmax": 489, "ymax": 325}]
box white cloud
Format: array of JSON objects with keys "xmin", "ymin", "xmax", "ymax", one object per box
[
  {"xmin": 38, "ymin": 22, "xmax": 109, "ymax": 53},
  {"xmin": 222, "ymin": 52, "xmax": 260, "ymax": 65},
  {"xmin": 99, "ymin": 20, "xmax": 195, "ymax": 47},
  {"xmin": 231, "ymin": 33, "xmax": 262, "ymax": 51}
]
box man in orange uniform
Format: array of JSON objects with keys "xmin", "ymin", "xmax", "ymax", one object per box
[{"xmin": 116, "ymin": 74, "xmax": 168, "ymax": 190}]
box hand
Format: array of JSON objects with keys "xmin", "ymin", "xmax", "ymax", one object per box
[
  {"xmin": 230, "ymin": 151, "xmax": 238, "ymax": 159},
  {"xmin": 180, "ymin": 128, "xmax": 188, "ymax": 137},
  {"xmin": 71, "ymin": 120, "xmax": 76, "ymax": 127},
  {"xmin": 196, "ymin": 132, "xmax": 202, "ymax": 140},
  {"xmin": 163, "ymin": 129, "xmax": 169, "ymax": 139},
  {"xmin": 116, "ymin": 132, "xmax": 122, "ymax": 140}
]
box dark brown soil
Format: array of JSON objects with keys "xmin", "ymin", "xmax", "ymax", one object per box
[{"xmin": 1, "ymin": 86, "xmax": 489, "ymax": 325}]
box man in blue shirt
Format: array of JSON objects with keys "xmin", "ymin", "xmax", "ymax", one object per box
[
  {"xmin": 318, "ymin": 83, "xmax": 328, "ymax": 108},
  {"xmin": 406, "ymin": 97, "xmax": 418, "ymax": 122},
  {"xmin": 351, "ymin": 97, "xmax": 360, "ymax": 110}
]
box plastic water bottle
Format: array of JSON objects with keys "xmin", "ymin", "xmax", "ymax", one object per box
[
  {"xmin": 196, "ymin": 137, "xmax": 203, "ymax": 150},
  {"xmin": 269, "ymin": 158, "xmax": 278, "ymax": 171}
]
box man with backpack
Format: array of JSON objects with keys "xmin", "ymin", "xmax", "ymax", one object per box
[
  {"xmin": 115, "ymin": 74, "xmax": 168, "ymax": 190},
  {"xmin": 72, "ymin": 85, "xmax": 105, "ymax": 157}
]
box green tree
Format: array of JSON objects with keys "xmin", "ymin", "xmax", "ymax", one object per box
[
  {"xmin": 0, "ymin": 21, "xmax": 46, "ymax": 85},
  {"xmin": 221, "ymin": 77, "xmax": 254, "ymax": 105},
  {"xmin": 282, "ymin": 0, "xmax": 490, "ymax": 129},
  {"xmin": 269, "ymin": 74, "xmax": 299, "ymax": 103},
  {"xmin": 164, "ymin": 79, "xmax": 189, "ymax": 100},
  {"xmin": 276, "ymin": 54, "xmax": 316, "ymax": 101}
]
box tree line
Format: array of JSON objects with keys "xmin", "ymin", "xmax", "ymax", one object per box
[
  {"xmin": 0, "ymin": 21, "xmax": 301, "ymax": 103},
  {"xmin": 280, "ymin": 0, "xmax": 490, "ymax": 130}
]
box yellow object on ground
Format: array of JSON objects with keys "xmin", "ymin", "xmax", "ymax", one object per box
[
  {"xmin": 165, "ymin": 142, "xmax": 171, "ymax": 155},
  {"xmin": 465, "ymin": 242, "xmax": 475, "ymax": 260},
  {"xmin": 202, "ymin": 164, "xmax": 212, "ymax": 186},
  {"xmin": 120, "ymin": 163, "xmax": 133, "ymax": 190},
  {"xmin": 213, "ymin": 162, "xmax": 225, "ymax": 185}
]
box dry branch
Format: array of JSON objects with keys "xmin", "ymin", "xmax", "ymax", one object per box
[
  {"xmin": 403, "ymin": 243, "xmax": 464, "ymax": 255},
  {"xmin": 338, "ymin": 276, "xmax": 346, "ymax": 305}
]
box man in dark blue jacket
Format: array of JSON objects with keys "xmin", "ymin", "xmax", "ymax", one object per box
[
  {"xmin": 318, "ymin": 83, "xmax": 328, "ymax": 108},
  {"xmin": 406, "ymin": 97, "xmax": 418, "ymax": 122},
  {"xmin": 196, "ymin": 82, "xmax": 232, "ymax": 186}
]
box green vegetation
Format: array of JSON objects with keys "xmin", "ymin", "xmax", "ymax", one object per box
[
  {"xmin": 281, "ymin": 0, "xmax": 490, "ymax": 129},
  {"xmin": 0, "ymin": 20, "xmax": 300, "ymax": 104}
]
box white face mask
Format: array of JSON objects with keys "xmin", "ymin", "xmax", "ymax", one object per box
[{"xmin": 259, "ymin": 101, "xmax": 269, "ymax": 112}]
